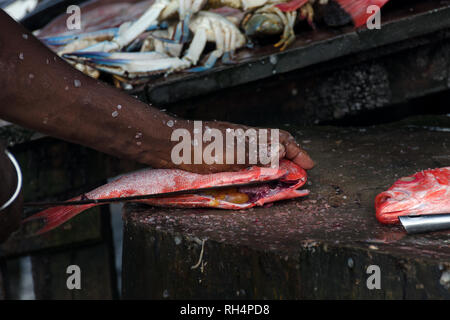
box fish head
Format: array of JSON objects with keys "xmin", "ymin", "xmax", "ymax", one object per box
[
  {"xmin": 375, "ymin": 168, "xmax": 449, "ymax": 224},
  {"xmin": 279, "ymin": 159, "xmax": 307, "ymax": 183},
  {"xmin": 200, "ymin": 159, "xmax": 309, "ymax": 209}
]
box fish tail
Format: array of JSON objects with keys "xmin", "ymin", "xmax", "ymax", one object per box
[
  {"xmin": 334, "ymin": 0, "xmax": 390, "ymax": 27},
  {"xmin": 23, "ymin": 202, "xmax": 96, "ymax": 235}
]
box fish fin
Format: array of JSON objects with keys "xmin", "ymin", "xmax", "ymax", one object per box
[
  {"xmin": 334, "ymin": 0, "xmax": 390, "ymax": 27},
  {"xmin": 275, "ymin": 0, "xmax": 308, "ymax": 12},
  {"xmin": 23, "ymin": 202, "xmax": 96, "ymax": 235}
]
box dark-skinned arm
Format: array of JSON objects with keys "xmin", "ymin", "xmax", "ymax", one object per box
[{"xmin": 0, "ymin": 10, "xmax": 314, "ymax": 173}]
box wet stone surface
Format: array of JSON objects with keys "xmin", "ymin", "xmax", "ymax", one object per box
[{"xmin": 123, "ymin": 116, "xmax": 450, "ymax": 299}]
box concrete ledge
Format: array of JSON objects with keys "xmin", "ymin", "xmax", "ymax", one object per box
[{"xmin": 122, "ymin": 116, "xmax": 450, "ymax": 299}]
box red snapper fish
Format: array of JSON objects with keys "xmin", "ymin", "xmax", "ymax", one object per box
[
  {"xmin": 375, "ymin": 167, "xmax": 450, "ymax": 224},
  {"xmin": 25, "ymin": 160, "xmax": 308, "ymax": 234}
]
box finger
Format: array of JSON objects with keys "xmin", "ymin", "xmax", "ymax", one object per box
[
  {"xmin": 283, "ymin": 137, "xmax": 315, "ymax": 170},
  {"xmin": 279, "ymin": 143, "xmax": 286, "ymax": 160},
  {"xmin": 293, "ymin": 150, "xmax": 315, "ymax": 170}
]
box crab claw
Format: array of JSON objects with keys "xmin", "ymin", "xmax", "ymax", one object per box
[
  {"xmin": 40, "ymin": 28, "xmax": 120, "ymax": 47},
  {"xmin": 243, "ymin": 13, "xmax": 284, "ymax": 37},
  {"xmin": 63, "ymin": 51, "xmax": 167, "ymax": 63},
  {"xmin": 64, "ymin": 51, "xmax": 187, "ymax": 77}
]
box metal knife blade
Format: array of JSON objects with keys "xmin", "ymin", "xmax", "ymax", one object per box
[{"xmin": 399, "ymin": 214, "xmax": 450, "ymax": 234}]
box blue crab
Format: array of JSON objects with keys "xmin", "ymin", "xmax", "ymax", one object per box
[{"xmin": 64, "ymin": 11, "xmax": 246, "ymax": 78}]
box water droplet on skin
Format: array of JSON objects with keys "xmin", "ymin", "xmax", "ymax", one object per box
[
  {"xmin": 46, "ymin": 59, "xmax": 50, "ymax": 64},
  {"xmin": 65, "ymin": 86, "xmax": 69, "ymax": 90},
  {"xmin": 135, "ymin": 132, "xmax": 143, "ymax": 139},
  {"xmin": 112, "ymin": 111, "xmax": 119, "ymax": 118},
  {"xmin": 42, "ymin": 117, "xmax": 48, "ymax": 124},
  {"xmin": 272, "ymin": 70, "xmax": 277, "ymax": 75},
  {"xmin": 117, "ymin": 104, "xmax": 122, "ymax": 110},
  {"xmin": 22, "ymin": 34, "xmax": 28, "ymax": 40},
  {"xmin": 167, "ymin": 120, "xmax": 174, "ymax": 127},
  {"xmin": 136, "ymin": 141, "xmax": 142, "ymax": 146},
  {"xmin": 74, "ymin": 79, "xmax": 81, "ymax": 87},
  {"xmin": 18, "ymin": 52, "xmax": 24, "ymax": 60},
  {"xmin": 28, "ymin": 74, "xmax": 34, "ymax": 79}
]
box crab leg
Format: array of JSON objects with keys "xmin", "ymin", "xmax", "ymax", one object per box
[
  {"xmin": 112, "ymin": 0, "xmax": 172, "ymax": 50},
  {"xmin": 41, "ymin": 28, "xmax": 119, "ymax": 47},
  {"xmin": 141, "ymin": 28, "xmax": 184, "ymax": 57},
  {"xmin": 186, "ymin": 19, "xmax": 227, "ymax": 72},
  {"xmin": 173, "ymin": 0, "xmax": 207, "ymax": 42},
  {"xmin": 64, "ymin": 0, "xmax": 176, "ymax": 53},
  {"xmin": 274, "ymin": 10, "xmax": 297, "ymax": 50},
  {"xmin": 63, "ymin": 51, "xmax": 185, "ymax": 77},
  {"xmin": 43, "ymin": 22, "xmax": 166, "ymax": 56},
  {"xmin": 183, "ymin": 26, "xmax": 208, "ymax": 66}
]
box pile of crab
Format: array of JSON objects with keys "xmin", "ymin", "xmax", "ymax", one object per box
[{"xmin": 38, "ymin": 0, "xmax": 351, "ymax": 87}]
